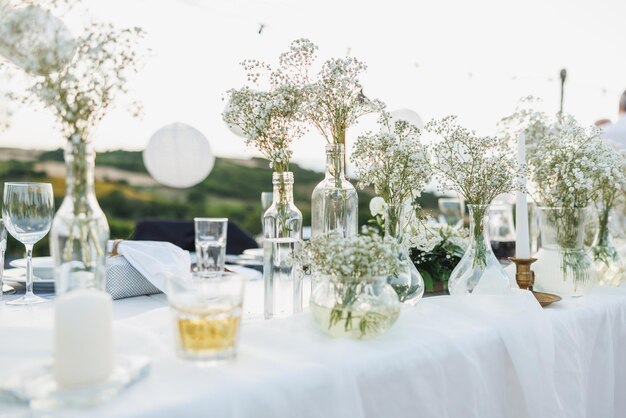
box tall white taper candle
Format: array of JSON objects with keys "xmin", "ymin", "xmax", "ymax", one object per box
[{"xmin": 515, "ymin": 132, "xmax": 530, "ymax": 258}]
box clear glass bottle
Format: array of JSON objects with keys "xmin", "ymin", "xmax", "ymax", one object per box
[
  {"xmin": 310, "ymin": 274, "xmax": 400, "ymax": 339},
  {"xmin": 384, "ymin": 203, "xmax": 424, "ymax": 305},
  {"xmin": 448, "ymin": 204, "xmax": 510, "ymax": 295},
  {"xmin": 311, "ymin": 143, "xmax": 358, "ymax": 239},
  {"xmin": 263, "ymin": 171, "xmax": 303, "ymax": 319},
  {"xmin": 533, "ymin": 207, "xmax": 595, "ymax": 296},
  {"xmin": 591, "ymin": 207, "xmax": 623, "ymax": 286},
  {"xmin": 50, "ymin": 140, "xmax": 110, "ymax": 293}
]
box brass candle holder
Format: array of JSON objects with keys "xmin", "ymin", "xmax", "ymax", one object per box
[{"xmin": 509, "ymin": 257, "xmax": 561, "ymax": 307}]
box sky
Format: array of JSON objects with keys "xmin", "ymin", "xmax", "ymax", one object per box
[{"xmin": 1, "ymin": 0, "xmax": 626, "ymax": 171}]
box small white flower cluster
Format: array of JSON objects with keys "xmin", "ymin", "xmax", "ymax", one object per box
[
  {"xmin": 301, "ymin": 233, "xmax": 402, "ymax": 280},
  {"xmin": 1, "ymin": 1, "xmax": 146, "ymax": 142},
  {"xmin": 501, "ymin": 101, "xmax": 622, "ymax": 208},
  {"xmin": 352, "ymin": 113, "xmax": 430, "ymax": 206},
  {"xmin": 262, "ymin": 38, "xmax": 384, "ymax": 145},
  {"xmin": 223, "ymin": 86, "xmax": 304, "ymax": 172},
  {"xmin": 406, "ymin": 217, "xmax": 468, "ymax": 253},
  {"xmin": 425, "ymin": 115, "xmax": 520, "ymax": 205},
  {"xmin": 222, "ymin": 39, "xmax": 310, "ymax": 172}
]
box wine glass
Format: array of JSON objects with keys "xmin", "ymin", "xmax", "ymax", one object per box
[
  {"xmin": 2, "ymin": 182, "xmax": 54, "ymax": 305},
  {"xmin": 0, "ymin": 218, "xmax": 10, "ymax": 300},
  {"xmin": 438, "ymin": 197, "xmax": 465, "ymax": 229}
]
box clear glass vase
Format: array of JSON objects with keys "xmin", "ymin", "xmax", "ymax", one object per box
[
  {"xmin": 311, "ymin": 143, "xmax": 358, "ymax": 239},
  {"xmin": 263, "ymin": 171, "xmax": 303, "ymax": 319},
  {"xmin": 50, "ymin": 140, "xmax": 110, "ymax": 293},
  {"xmin": 384, "ymin": 203, "xmax": 424, "ymax": 305},
  {"xmin": 448, "ymin": 204, "xmax": 510, "ymax": 295},
  {"xmin": 592, "ymin": 208, "xmax": 624, "ymax": 287},
  {"xmin": 310, "ymin": 274, "xmax": 400, "ymax": 339},
  {"xmin": 533, "ymin": 207, "xmax": 595, "ymax": 296}
]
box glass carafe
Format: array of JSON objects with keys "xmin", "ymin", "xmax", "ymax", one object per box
[
  {"xmin": 533, "ymin": 207, "xmax": 595, "ymax": 296},
  {"xmin": 448, "ymin": 204, "xmax": 510, "ymax": 295},
  {"xmin": 311, "ymin": 143, "xmax": 358, "ymax": 239},
  {"xmin": 384, "ymin": 203, "xmax": 424, "ymax": 304}
]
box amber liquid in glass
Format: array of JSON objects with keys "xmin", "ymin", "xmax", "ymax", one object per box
[{"xmin": 174, "ymin": 306, "xmax": 241, "ymax": 355}]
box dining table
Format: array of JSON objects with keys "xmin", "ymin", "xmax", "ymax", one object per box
[{"xmin": 0, "ymin": 274, "xmax": 625, "ymax": 418}]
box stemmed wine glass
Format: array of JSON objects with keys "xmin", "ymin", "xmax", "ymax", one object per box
[{"xmin": 2, "ymin": 182, "xmax": 54, "ymax": 305}]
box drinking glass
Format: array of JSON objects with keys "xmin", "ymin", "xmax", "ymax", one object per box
[
  {"xmin": 2, "ymin": 182, "xmax": 54, "ymax": 305},
  {"xmin": 194, "ymin": 217, "xmax": 228, "ymax": 277},
  {"xmin": 167, "ymin": 272, "xmax": 246, "ymax": 364},
  {"xmin": 438, "ymin": 197, "xmax": 465, "ymax": 229}
]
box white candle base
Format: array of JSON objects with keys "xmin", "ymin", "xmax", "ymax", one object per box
[{"xmin": 53, "ymin": 289, "xmax": 114, "ymax": 388}]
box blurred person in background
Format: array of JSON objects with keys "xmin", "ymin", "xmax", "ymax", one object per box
[{"xmin": 597, "ymin": 90, "xmax": 626, "ymax": 149}]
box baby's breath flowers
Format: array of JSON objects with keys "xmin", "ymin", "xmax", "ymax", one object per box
[
  {"xmin": 260, "ymin": 38, "xmax": 384, "ymax": 146},
  {"xmin": 303, "ymin": 56, "xmax": 385, "ymax": 145},
  {"xmin": 301, "ymin": 233, "xmax": 402, "ymax": 280},
  {"xmin": 222, "ymin": 41, "xmax": 308, "ymax": 173},
  {"xmin": 426, "ymin": 115, "xmax": 520, "ymax": 206},
  {"xmin": 500, "ymin": 103, "xmax": 620, "ymax": 283},
  {"xmin": 1, "ymin": 1, "xmax": 147, "ymax": 144},
  {"xmin": 425, "ymin": 116, "xmax": 520, "ymax": 269},
  {"xmin": 352, "ymin": 113, "xmax": 430, "ymax": 207},
  {"xmin": 301, "ymin": 233, "xmax": 402, "ymax": 338}
]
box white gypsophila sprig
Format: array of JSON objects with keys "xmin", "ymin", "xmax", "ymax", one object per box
[
  {"xmin": 222, "ymin": 40, "xmax": 308, "ymax": 172},
  {"xmin": 406, "ymin": 216, "xmax": 469, "ymax": 253},
  {"xmin": 425, "ymin": 115, "xmax": 520, "ymax": 205},
  {"xmin": 261, "ymin": 39, "xmax": 384, "ymax": 145},
  {"xmin": 301, "ymin": 233, "xmax": 402, "ymax": 280},
  {"xmin": 352, "ymin": 113, "xmax": 430, "ymax": 206},
  {"xmin": 223, "ymin": 85, "xmax": 304, "ymax": 171},
  {"xmin": 2, "ymin": 13, "xmax": 147, "ymax": 143},
  {"xmin": 501, "ymin": 105, "xmax": 610, "ymax": 208},
  {"xmin": 305, "ymin": 57, "xmax": 385, "ymax": 144},
  {"xmin": 595, "ymin": 144, "xmax": 626, "ymax": 210}
]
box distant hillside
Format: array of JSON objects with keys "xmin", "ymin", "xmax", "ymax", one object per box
[{"xmin": 0, "ymin": 147, "xmax": 437, "ymax": 258}]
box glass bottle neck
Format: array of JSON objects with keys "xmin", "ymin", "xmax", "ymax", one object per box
[
  {"xmin": 64, "ymin": 141, "xmax": 96, "ymax": 210},
  {"xmin": 272, "ymin": 172, "xmax": 295, "ymax": 205},
  {"xmin": 467, "ymin": 204, "xmax": 491, "ymax": 248},
  {"xmin": 324, "ymin": 143, "xmax": 346, "ymax": 180},
  {"xmin": 384, "ymin": 203, "xmax": 406, "ymax": 242}
]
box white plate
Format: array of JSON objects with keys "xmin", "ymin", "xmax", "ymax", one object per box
[
  {"xmin": 10, "ymin": 256, "xmax": 54, "ymax": 280},
  {"xmin": 2, "ymin": 268, "xmax": 55, "ymax": 291},
  {"xmin": 242, "ymin": 248, "xmax": 263, "ymax": 259}
]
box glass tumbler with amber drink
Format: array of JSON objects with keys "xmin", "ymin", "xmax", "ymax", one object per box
[{"xmin": 167, "ymin": 273, "xmax": 246, "ymax": 364}]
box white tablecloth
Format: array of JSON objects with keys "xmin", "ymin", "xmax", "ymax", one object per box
[{"xmin": 1, "ymin": 284, "xmax": 625, "ymax": 418}]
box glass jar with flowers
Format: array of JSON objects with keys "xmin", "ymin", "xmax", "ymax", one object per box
[
  {"xmin": 278, "ymin": 40, "xmax": 384, "ymax": 238},
  {"xmin": 301, "ymin": 233, "xmax": 403, "ymax": 339},
  {"xmin": 2, "ymin": 15, "xmax": 146, "ymax": 292},
  {"xmin": 223, "ymin": 46, "xmax": 308, "ymax": 318},
  {"xmin": 501, "ymin": 104, "xmax": 611, "ymax": 295},
  {"xmin": 351, "ymin": 114, "xmax": 430, "ymax": 304},
  {"xmin": 426, "ymin": 116, "xmax": 520, "ymax": 295}
]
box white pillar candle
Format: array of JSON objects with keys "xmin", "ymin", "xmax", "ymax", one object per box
[
  {"xmin": 515, "ymin": 132, "xmax": 531, "ymax": 258},
  {"xmin": 53, "ymin": 289, "xmax": 114, "ymax": 387}
]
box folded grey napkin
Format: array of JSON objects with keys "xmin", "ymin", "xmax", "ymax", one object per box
[{"xmin": 105, "ymin": 255, "xmax": 162, "ymax": 300}]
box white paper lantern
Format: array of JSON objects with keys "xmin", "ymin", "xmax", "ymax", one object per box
[
  {"xmin": 0, "ymin": 5, "xmax": 76, "ymax": 76},
  {"xmin": 382, "ymin": 108, "xmax": 424, "ymax": 133},
  {"xmin": 223, "ymin": 100, "xmax": 246, "ymax": 137},
  {"xmin": 143, "ymin": 123, "xmax": 215, "ymax": 188}
]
